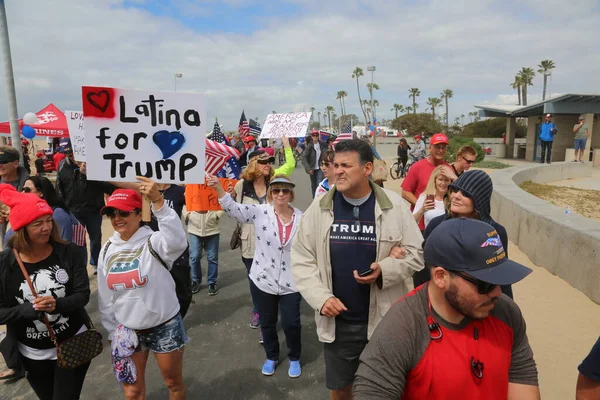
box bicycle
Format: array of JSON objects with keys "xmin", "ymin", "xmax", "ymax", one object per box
[{"xmin": 389, "ymin": 156, "xmax": 417, "ymax": 179}]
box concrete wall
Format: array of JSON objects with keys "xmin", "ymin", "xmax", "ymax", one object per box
[{"xmin": 490, "ymin": 163, "xmax": 600, "ymax": 304}]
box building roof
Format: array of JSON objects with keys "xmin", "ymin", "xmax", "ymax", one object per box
[{"xmin": 475, "ymin": 93, "xmax": 600, "ymax": 118}]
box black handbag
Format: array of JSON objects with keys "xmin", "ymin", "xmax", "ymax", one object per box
[
  {"xmin": 229, "ymin": 191, "xmax": 244, "ymax": 250},
  {"xmin": 15, "ymin": 249, "xmax": 103, "ymax": 369}
]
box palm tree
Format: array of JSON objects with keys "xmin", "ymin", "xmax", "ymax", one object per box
[
  {"xmin": 537, "ymin": 60, "xmax": 556, "ymax": 101},
  {"xmin": 336, "ymin": 91, "xmax": 348, "ymax": 116},
  {"xmin": 440, "ymin": 89, "xmax": 453, "ymax": 131},
  {"xmin": 426, "ymin": 97, "xmax": 443, "ymax": 120},
  {"xmin": 460, "ymin": 114, "xmax": 465, "ymax": 126},
  {"xmin": 310, "ymin": 107, "xmax": 315, "ymax": 123},
  {"xmin": 518, "ymin": 67, "xmax": 535, "ymax": 106},
  {"xmin": 405, "ymin": 105, "xmax": 413, "ymax": 114},
  {"xmin": 510, "ymin": 77, "xmax": 521, "ymax": 105},
  {"xmin": 391, "ymin": 104, "xmax": 404, "ymax": 119},
  {"xmin": 352, "ymin": 67, "xmax": 369, "ymax": 127},
  {"xmin": 317, "ymin": 111, "xmax": 321, "ymax": 127},
  {"xmin": 325, "ymin": 106, "xmax": 335, "ymax": 130},
  {"xmin": 408, "ymin": 88, "xmax": 420, "ymax": 114}
]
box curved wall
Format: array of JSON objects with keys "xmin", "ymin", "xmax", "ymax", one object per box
[{"xmin": 490, "ymin": 163, "xmax": 600, "ymax": 304}]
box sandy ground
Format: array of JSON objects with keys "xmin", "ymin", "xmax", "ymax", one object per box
[{"xmin": 383, "ymin": 177, "xmax": 600, "ymax": 400}]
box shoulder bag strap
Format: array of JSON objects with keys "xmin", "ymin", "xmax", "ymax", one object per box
[
  {"xmin": 146, "ymin": 236, "xmax": 169, "ymax": 270},
  {"xmin": 13, "ymin": 249, "xmax": 59, "ymax": 346}
]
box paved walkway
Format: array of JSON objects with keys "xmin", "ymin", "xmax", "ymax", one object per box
[
  {"xmin": 549, "ymin": 166, "xmax": 600, "ymax": 190},
  {"xmin": 1, "ymin": 167, "xmax": 599, "ymax": 399}
]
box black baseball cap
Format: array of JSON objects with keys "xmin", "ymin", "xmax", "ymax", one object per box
[
  {"xmin": 0, "ymin": 149, "xmax": 20, "ymax": 163},
  {"xmin": 424, "ymin": 218, "xmax": 532, "ymax": 285}
]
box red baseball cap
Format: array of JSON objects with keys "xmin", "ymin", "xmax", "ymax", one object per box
[
  {"xmin": 415, "ymin": 135, "xmax": 421, "ymax": 140},
  {"xmin": 430, "ymin": 133, "xmax": 449, "ymax": 145},
  {"xmin": 101, "ymin": 189, "xmax": 142, "ymax": 215},
  {"xmin": 243, "ymin": 135, "xmax": 257, "ymax": 144}
]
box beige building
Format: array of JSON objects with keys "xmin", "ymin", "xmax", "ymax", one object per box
[{"xmin": 475, "ymin": 94, "xmax": 600, "ymax": 165}]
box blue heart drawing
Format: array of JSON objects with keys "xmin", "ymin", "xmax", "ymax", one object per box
[{"xmin": 152, "ymin": 130, "xmax": 186, "ymax": 159}]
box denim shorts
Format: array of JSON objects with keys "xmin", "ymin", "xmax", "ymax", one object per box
[
  {"xmin": 136, "ymin": 314, "xmax": 189, "ymax": 353},
  {"xmin": 574, "ymin": 138, "xmax": 587, "ymax": 151}
]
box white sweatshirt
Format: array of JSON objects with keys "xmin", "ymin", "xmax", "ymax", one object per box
[{"xmin": 97, "ymin": 203, "xmax": 188, "ymax": 338}]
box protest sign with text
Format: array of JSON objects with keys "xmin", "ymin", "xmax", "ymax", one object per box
[
  {"xmin": 82, "ymin": 87, "xmax": 206, "ymax": 184},
  {"xmin": 65, "ymin": 110, "xmax": 86, "ymax": 162},
  {"xmin": 259, "ymin": 112, "xmax": 311, "ymax": 139},
  {"xmin": 185, "ymin": 178, "xmax": 239, "ymax": 212}
]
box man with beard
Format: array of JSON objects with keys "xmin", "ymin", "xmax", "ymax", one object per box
[{"xmin": 354, "ymin": 218, "xmax": 540, "ymax": 400}]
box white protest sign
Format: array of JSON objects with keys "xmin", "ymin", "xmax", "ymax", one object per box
[
  {"xmin": 65, "ymin": 110, "xmax": 86, "ymax": 162},
  {"xmin": 82, "ymin": 87, "xmax": 206, "ymax": 184},
  {"xmin": 259, "ymin": 112, "xmax": 312, "ymax": 139}
]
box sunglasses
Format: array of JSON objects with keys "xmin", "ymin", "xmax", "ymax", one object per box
[
  {"xmin": 271, "ymin": 188, "xmax": 291, "ymax": 195},
  {"xmin": 257, "ymin": 159, "xmax": 273, "ymax": 165},
  {"xmin": 353, "ymin": 206, "xmax": 360, "ymax": 228},
  {"xmin": 106, "ymin": 209, "xmax": 139, "ymax": 219},
  {"xmin": 462, "ymin": 157, "xmax": 476, "ymax": 165},
  {"xmin": 320, "ymin": 162, "xmax": 331, "ymax": 167},
  {"xmin": 312, "ymin": 134, "xmax": 319, "ymax": 137},
  {"xmin": 451, "ymin": 271, "xmax": 497, "ymax": 294},
  {"xmin": 449, "ymin": 187, "xmax": 471, "ymax": 198}
]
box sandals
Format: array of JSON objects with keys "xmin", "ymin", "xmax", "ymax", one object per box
[{"xmin": 0, "ymin": 369, "xmax": 25, "ymax": 382}]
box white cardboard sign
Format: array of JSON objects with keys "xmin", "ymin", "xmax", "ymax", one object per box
[
  {"xmin": 82, "ymin": 87, "xmax": 206, "ymax": 184},
  {"xmin": 65, "ymin": 110, "xmax": 86, "ymax": 162},
  {"xmin": 259, "ymin": 112, "xmax": 312, "ymax": 139}
]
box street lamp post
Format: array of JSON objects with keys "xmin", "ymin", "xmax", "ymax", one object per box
[
  {"xmin": 367, "ymin": 65, "xmax": 376, "ymax": 148},
  {"xmin": 0, "ymin": 0, "xmax": 22, "ymax": 155},
  {"xmin": 174, "ymin": 73, "xmax": 183, "ymax": 92}
]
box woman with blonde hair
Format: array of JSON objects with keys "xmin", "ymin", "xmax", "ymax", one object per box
[
  {"xmin": 234, "ymin": 137, "xmax": 295, "ymax": 336},
  {"xmin": 411, "ymin": 165, "xmax": 451, "ymax": 229},
  {"xmin": 208, "ymin": 174, "xmax": 303, "ymax": 378}
]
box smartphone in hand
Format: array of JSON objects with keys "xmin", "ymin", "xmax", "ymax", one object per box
[
  {"xmin": 358, "ymin": 269, "xmax": 373, "ymax": 277},
  {"xmin": 426, "ymin": 194, "xmax": 435, "ymax": 202}
]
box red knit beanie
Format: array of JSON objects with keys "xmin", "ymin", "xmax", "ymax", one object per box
[{"xmin": 0, "ymin": 184, "xmax": 54, "ymax": 231}]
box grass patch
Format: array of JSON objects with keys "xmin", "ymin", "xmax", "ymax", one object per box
[
  {"xmin": 473, "ymin": 161, "xmax": 512, "ymax": 169},
  {"xmin": 519, "ymin": 180, "xmax": 600, "ymax": 221}
]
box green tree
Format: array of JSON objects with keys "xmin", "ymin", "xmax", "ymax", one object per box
[
  {"xmin": 440, "ymin": 89, "xmax": 453, "ymax": 131},
  {"xmin": 537, "ymin": 60, "xmax": 556, "ymax": 101},
  {"xmin": 461, "ymin": 117, "xmax": 527, "ymax": 138},
  {"xmin": 426, "ymin": 97, "xmax": 442, "ymax": 120},
  {"xmin": 446, "ymin": 137, "xmax": 485, "ymax": 163},
  {"xmin": 352, "ymin": 67, "xmax": 368, "ymax": 127},
  {"xmin": 518, "ymin": 67, "xmax": 535, "ymax": 106},
  {"xmin": 325, "ymin": 106, "xmax": 335, "ymax": 130},
  {"xmin": 391, "ymin": 113, "xmax": 443, "ymax": 136},
  {"xmin": 408, "ymin": 88, "xmax": 420, "ymax": 114},
  {"xmin": 510, "ymin": 77, "xmax": 521, "ymax": 106},
  {"xmin": 391, "ymin": 104, "xmax": 404, "ymax": 119},
  {"xmin": 336, "ymin": 91, "xmax": 348, "ymax": 116}
]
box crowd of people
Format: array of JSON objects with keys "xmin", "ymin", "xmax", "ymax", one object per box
[{"xmin": 0, "ymin": 129, "xmax": 596, "ymax": 400}]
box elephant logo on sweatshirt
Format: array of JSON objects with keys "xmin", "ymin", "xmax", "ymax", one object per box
[{"xmin": 106, "ymin": 247, "xmax": 148, "ymax": 290}]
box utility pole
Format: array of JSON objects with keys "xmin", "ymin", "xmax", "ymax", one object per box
[
  {"xmin": 367, "ymin": 66, "xmax": 376, "ymax": 148},
  {"xmin": 0, "ymin": 0, "xmax": 22, "ymax": 156}
]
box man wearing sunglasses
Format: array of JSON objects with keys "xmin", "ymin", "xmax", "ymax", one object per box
[
  {"xmin": 354, "ymin": 218, "xmax": 540, "ymax": 400},
  {"xmin": 441, "ymin": 145, "xmax": 477, "ymax": 181},
  {"xmin": 301, "ymin": 130, "xmax": 328, "ymax": 198}
]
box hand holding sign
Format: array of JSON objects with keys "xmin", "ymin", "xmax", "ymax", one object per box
[
  {"xmin": 205, "ymin": 174, "xmax": 225, "ymax": 198},
  {"xmin": 136, "ymin": 176, "xmax": 164, "ymax": 221}
]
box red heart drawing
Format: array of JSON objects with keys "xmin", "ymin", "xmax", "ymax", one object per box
[{"xmin": 87, "ymin": 90, "xmax": 111, "ymax": 113}]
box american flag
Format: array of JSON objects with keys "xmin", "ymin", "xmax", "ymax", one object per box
[
  {"xmin": 205, "ymin": 139, "xmax": 241, "ymax": 175},
  {"xmin": 238, "ymin": 111, "xmax": 250, "ymax": 138},
  {"xmin": 333, "ymin": 120, "xmax": 353, "ymax": 148},
  {"xmin": 249, "ymin": 118, "xmax": 262, "ymax": 136},
  {"xmin": 210, "ymin": 120, "xmax": 227, "ymax": 143}
]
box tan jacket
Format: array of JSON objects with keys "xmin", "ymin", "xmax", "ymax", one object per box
[
  {"xmin": 234, "ymin": 180, "xmax": 259, "ymax": 259},
  {"xmin": 185, "ymin": 210, "xmax": 225, "ymax": 237},
  {"xmin": 291, "ymin": 181, "xmax": 424, "ymax": 343}
]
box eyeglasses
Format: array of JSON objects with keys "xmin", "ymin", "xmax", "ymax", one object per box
[
  {"xmin": 320, "ymin": 162, "xmax": 331, "ymax": 167},
  {"xmin": 353, "ymin": 206, "xmax": 360, "ymax": 228},
  {"xmin": 271, "ymin": 188, "xmax": 291, "ymax": 195},
  {"xmin": 106, "ymin": 209, "xmax": 139, "ymax": 219},
  {"xmin": 451, "ymin": 271, "xmax": 497, "ymax": 295},
  {"xmin": 462, "ymin": 157, "xmax": 476, "ymax": 165},
  {"xmin": 257, "ymin": 159, "xmax": 273, "ymax": 165}
]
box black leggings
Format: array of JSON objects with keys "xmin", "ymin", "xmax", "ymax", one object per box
[{"xmin": 21, "ymin": 356, "xmax": 90, "ymax": 400}]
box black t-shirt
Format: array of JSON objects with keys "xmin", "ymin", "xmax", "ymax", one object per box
[
  {"xmin": 579, "ymin": 337, "xmax": 600, "ymax": 382},
  {"xmin": 329, "ymin": 191, "xmax": 377, "ymax": 324},
  {"xmin": 35, "ymin": 158, "xmax": 45, "ymax": 174},
  {"xmin": 149, "ymin": 185, "xmax": 188, "ymax": 265},
  {"xmin": 8, "ymin": 252, "xmax": 86, "ymax": 349}
]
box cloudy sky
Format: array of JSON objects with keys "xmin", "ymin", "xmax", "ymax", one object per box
[{"xmin": 0, "ymin": 0, "xmax": 599, "ymax": 131}]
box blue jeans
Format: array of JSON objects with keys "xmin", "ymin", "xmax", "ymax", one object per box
[
  {"xmin": 189, "ymin": 233, "xmax": 219, "ymax": 285},
  {"xmin": 250, "ymin": 281, "xmax": 302, "ymax": 361},
  {"xmin": 73, "ymin": 211, "xmax": 103, "ymax": 267},
  {"xmin": 242, "ymin": 257, "xmax": 258, "ymax": 314}
]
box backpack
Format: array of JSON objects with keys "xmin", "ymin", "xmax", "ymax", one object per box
[{"xmin": 102, "ymin": 236, "xmax": 193, "ymax": 318}]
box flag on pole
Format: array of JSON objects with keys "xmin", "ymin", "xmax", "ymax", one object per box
[
  {"xmin": 249, "ymin": 118, "xmax": 262, "ymax": 136},
  {"xmin": 238, "ymin": 111, "xmax": 250, "ymax": 138},
  {"xmin": 216, "ymin": 157, "xmax": 242, "ymax": 180},
  {"xmin": 332, "ymin": 120, "xmax": 353, "ymax": 148},
  {"xmin": 210, "ymin": 119, "xmax": 227, "ymax": 143},
  {"xmin": 205, "ymin": 139, "xmax": 240, "ymax": 175},
  {"xmin": 319, "ymin": 130, "xmax": 333, "ymax": 142}
]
